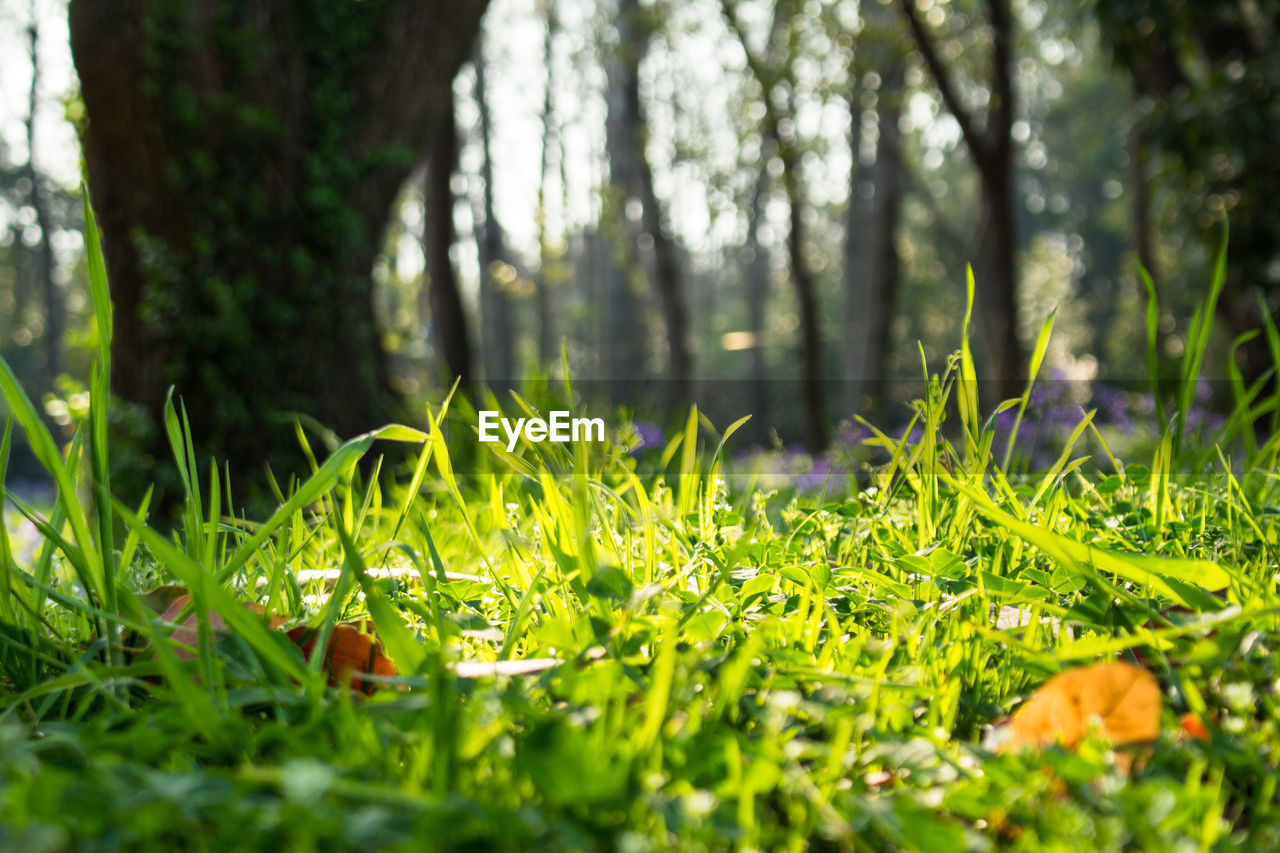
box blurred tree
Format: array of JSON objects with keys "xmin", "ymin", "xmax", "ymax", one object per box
[
  {"xmin": 745, "ymin": 167, "xmax": 771, "ymax": 442},
  {"xmin": 22, "ymin": 4, "xmax": 62, "ymax": 388},
  {"xmin": 1094, "ymin": 0, "xmax": 1280, "ymax": 386},
  {"xmin": 471, "ymin": 40, "xmax": 515, "ymax": 390},
  {"xmin": 423, "ymin": 82, "xmax": 476, "ymax": 396},
  {"xmin": 604, "ymin": 0, "xmax": 692, "ymax": 412},
  {"xmin": 534, "ymin": 0, "xmax": 562, "ymax": 369},
  {"xmin": 844, "ymin": 0, "xmax": 906, "ymax": 419},
  {"xmin": 722, "ymin": 0, "xmax": 828, "ymax": 451},
  {"xmin": 69, "ymin": 0, "xmax": 487, "ymax": 493},
  {"xmin": 602, "ymin": 1, "xmax": 651, "ymax": 405},
  {"xmin": 901, "ymin": 0, "xmax": 1024, "ymax": 400}
]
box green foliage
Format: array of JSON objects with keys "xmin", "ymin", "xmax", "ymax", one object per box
[
  {"xmin": 2, "ymin": 201, "xmax": 1280, "ymax": 849},
  {"xmin": 1096, "ymin": 0, "xmax": 1280, "ymax": 363}
]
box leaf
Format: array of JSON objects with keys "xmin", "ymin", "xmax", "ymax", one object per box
[
  {"xmin": 152, "ymin": 591, "xmax": 286, "ymax": 661},
  {"xmin": 287, "ymin": 623, "xmax": 396, "ymax": 694},
  {"xmin": 995, "ymin": 661, "xmax": 1162, "ymax": 752}
]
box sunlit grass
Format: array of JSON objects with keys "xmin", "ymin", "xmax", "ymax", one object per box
[{"xmin": 0, "ymin": 201, "xmax": 1277, "ymax": 850}]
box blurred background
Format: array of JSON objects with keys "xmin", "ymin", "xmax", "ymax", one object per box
[{"xmin": 1, "ymin": 0, "xmax": 1277, "ymax": 497}]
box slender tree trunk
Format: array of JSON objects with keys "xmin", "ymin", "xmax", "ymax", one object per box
[
  {"xmin": 901, "ymin": 0, "xmax": 1023, "ymax": 403},
  {"xmin": 843, "ymin": 69, "xmax": 865, "ymax": 418},
  {"xmin": 780, "ymin": 146, "xmax": 828, "ymax": 451},
  {"xmin": 722, "ymin": 0, "xmax": 828, "ymax": 451},
  {"xmin": 974, "ymin": 159, "xmax": 1020, "ymax": 400},
  {"xmin": 472, "ymin": 43, "xmax": 513, "ymax": 389},
  {"xmin": 603, "ymin": 0, "xmax": 653, "ymax": 405},
  {"xmin": 24, "ymin": 9, "xmax": 60, "ymax": 386},
  {"xmin": 635, "ymin": 144, "xmax": 692, "ymax": 412},
  {"xmin": 845, "ymin": 41, "xmax": 905, "ymax": 420},
  {"xmin": 423, "ymin": 85, "xmax": 474, "ymax": 394},
  {"xmin": 535, "ymin": 0, "xmax": 560, "ymax": 368},
  {"xmin": 745, "ymin": 169, "xmax": 770, "ymax": 444},
  {"xmin": 612, "ymin": 0, "xmax": 691, "ymax": 412}
]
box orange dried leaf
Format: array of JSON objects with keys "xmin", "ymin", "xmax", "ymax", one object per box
[
  {"xmin": 1000, "ymin": 661, "xmax": 1162, "ymax": 752},
  {"xmin": 287, "ymin": 624, "xmax": 397, "ymax": 693}
]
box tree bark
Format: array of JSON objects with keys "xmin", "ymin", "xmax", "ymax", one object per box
[
  {"xmin": 602, "ymin": 0, "xmax": 653, "ymax": 405},
  {"xmin": 70, "ymin": 0, "xmax": 487, "ymax": 494},
  {"xmin": 780, "ymin": 143, "xmax": 828, "ymax": 451}
]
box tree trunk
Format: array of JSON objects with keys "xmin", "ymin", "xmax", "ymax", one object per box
[
  {"xmin": 845, "ymin": 47, "xmax": 905, "ymax": 420},
  {"xmin": 70, "ymin": 0, "xmax": 487, "ymax": 495},
  {"xmin": 25, "ymin": 10, "xmax": 61, "ymax": 388},
  {"xmin": 722, "ymin": 0, "xmax": 828, "ymax": 451},
  {"xmin": 612, "ymin": 0, "xmax": 691, "ymax": 413},
  {"xmin": 535, "ymin": 0, "xmax": 560, "ymax": 368},
  {"xmin": 472, "ymin": 43, "xmax": 513, "ymax": 389},
  {"xmin": 603, "ymin": 0, "xmax": 653, "ymax": 405},
  {"xmin": 781, "ymin": 147, "xmax": 828, "ymax": 452},
  {"xmin": 974, "ymin": 160, "xmax": 1021, "ymax": 400},
  {"xmin": 901, "ymin": 0, "xmax": 1023, "ymax": 403},
  {"xmin": 423, "ymin": 84, "xmax": 475, "ymax": 394},
  {"xmin": 745, "ymin": 169, "xmax": 770, "ymax": 444},
  {"xmin": 636, "ymin": 143, "xmax": 692, "ymax": 413}
]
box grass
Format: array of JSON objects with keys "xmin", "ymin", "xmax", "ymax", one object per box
[{"xmin": 0, "ymin": 202, "xmax": 1278, "ymax": 852}]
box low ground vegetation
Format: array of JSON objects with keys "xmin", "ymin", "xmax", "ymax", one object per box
[{"xmin": 1, "ymin": 210, "xmax": 1278, "ymax": 851}]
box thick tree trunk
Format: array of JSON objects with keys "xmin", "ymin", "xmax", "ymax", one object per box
[
  {"xmin": 423, "ymin": 85, "xmax": 475, "ymax": 395},
  {"xmin": 70, "ymin": 0, "xmax": 487, "ymax": 493}
]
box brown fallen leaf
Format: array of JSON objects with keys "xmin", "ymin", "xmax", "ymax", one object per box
[
  {"xmin": 143, "ymin": 587, "xmax": 395, "ymax": 693},
  {"xmin": 154, "ymin": 593, "xmax": 287, "ymax": 659},
  {"xmin": 288, "ymin": 624, "xmax": 396, "ymax": 694},
  {"xmin": 996, "ymin": 661, "xmax": 1162, "ymax": 753}
]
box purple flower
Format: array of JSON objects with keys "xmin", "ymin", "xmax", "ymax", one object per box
[
  {"xmin": 1184, "ymin": 406, "xmax": 1226, "ymax": 436},
  {"xmin": 890, "ymin": 423, "xmax": 924, "ymax": 445},
  {"xmin": 1195, "ymin": 377, "xmax": 1212, "ymax": 403},
  {"xmin": 632, "ymin": 421, "xmax": 664, "ymax": 449},
  {"xmin": 836, "ymin": 422, "xmax": 873, "ymax": 448},
  {"xmin": 794, "ymin": 454, "xmax": 845, "ymax": 493}
]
